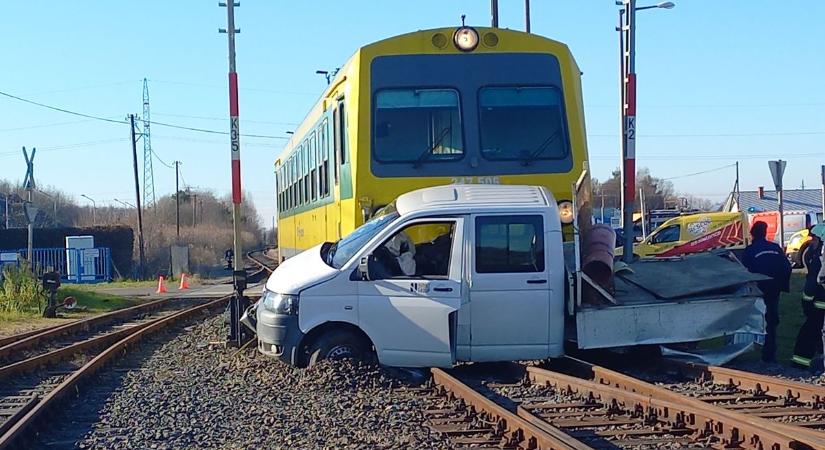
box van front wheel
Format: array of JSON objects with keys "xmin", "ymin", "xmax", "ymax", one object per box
[{"xmin": 306, "ymin": 330, "xmax": 372, "ymax": 367}]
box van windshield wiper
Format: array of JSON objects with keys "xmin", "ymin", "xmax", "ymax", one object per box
[
  {"xmin": 413, "ymin": 127, "xmax": 451, "ymax": 169},
  {"xmin": 522, "ymin": 130, "xmax": 560, "ymax": 166}
]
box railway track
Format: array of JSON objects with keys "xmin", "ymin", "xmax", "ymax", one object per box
[
  {"xmin": 555, "ymin": 358, "xmax": 825, "ymax": 439},
  {"xmin": 424, "ymin": 362, "xmax": 825, "ymax": 449},
  {"xmin": 245, "ymin": 247, "xmax": 277, "ymax": 283},
  {"xmin": 0, "ymin": 295, "xmax": 230, "ymax": 450}
]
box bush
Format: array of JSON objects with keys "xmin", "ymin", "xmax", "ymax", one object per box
[{"xmin": 0, "ymin": 263, "xmax": 45, "ymax": 316}]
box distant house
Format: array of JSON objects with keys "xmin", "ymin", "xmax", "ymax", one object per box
[{"xmin": 722, "ymin": 188, "xmax": 823, "ymax": 223}]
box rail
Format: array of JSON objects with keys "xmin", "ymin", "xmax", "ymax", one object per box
[
  {"xmin": 430, "ymin": 368, "xmax": 592, "ymax": 450},
  {"xmin": 536, "ymin": 357, "xmax": 825, "ymax": 450},
  {"xmin": 0, "ymin": 295, "xmax": 230, "ymax": 449}
]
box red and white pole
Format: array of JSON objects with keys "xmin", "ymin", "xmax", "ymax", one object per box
[
  {"xmin": 221, "ymin": 1, "xmax": 248, "ymax": 346},
  {"xmin": 620, "ymin": 0, "xmax": 637, "ymax": 263}
]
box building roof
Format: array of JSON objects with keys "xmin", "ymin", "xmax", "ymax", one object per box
[
  {"xmin": 730, "ymin": 188, "xmax": 823, "ymax": 214},
  {"xmin": 396, "ymin": 184, "xmax": 552, "ymax": 215}
]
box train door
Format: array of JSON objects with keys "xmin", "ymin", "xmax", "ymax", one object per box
[{"xmin": 333, "ymin": 98, "xmax": 349, "ymax": 239}]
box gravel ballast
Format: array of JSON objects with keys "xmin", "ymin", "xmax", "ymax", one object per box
[{"xmin": 36, "ymin": 315, "xmax": 450, "ymax": 450}]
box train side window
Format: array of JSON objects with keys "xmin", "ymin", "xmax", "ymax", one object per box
[
  {"xmin": 310, "ymin": 133, "xmax": 318, "ymax": 201},
  {"xmin": 338, "ymin": 101, "xmax": 347, "ymax": 165},
  {"xmin": 298, "ymin": 147, "xmax": 304, "ymax": 205},
  {"xmin": 333, "ymin": 105, "xmax": 341, "ymax": 183},
  {"xmin": 319, "ymin": 119, "xmax": 329, "ymax": 195}
]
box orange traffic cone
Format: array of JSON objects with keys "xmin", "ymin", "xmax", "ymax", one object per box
[
  {"xmin": 178, "ymin": 273, "xmax": 190, "ymax": 290},
  {"xmin": 156, "ymin": 275, "xmax": 167, "ymax": 294}
]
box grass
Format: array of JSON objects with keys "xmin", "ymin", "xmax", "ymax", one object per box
[
  {"xmin": 57, "ymin": 286, "xmax": 136, "ymax": 315},
  {"xmin": 0, "ymin": 285, "xmax": 138, "ymax": 336},
  {"xmin": 777, "ymin": 271, "xmax": 807, "ymax": 363}
]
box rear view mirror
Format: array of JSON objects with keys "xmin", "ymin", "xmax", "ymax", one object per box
[{"xmin": 358, "ymin": 255, "xmax": 372, "ymax": 281}]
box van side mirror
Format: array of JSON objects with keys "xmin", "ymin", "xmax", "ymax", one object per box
[
  {"xmin": 634, "ymin": 236, "xmax": 644, "ymax": 243},
  {"xmin": 358, "ymin": 255, "xmax": 372, "ymax": 281}
]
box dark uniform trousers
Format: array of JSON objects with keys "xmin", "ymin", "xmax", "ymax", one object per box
[
  {"xmin": 793, "ymin": 242, "xmax": 825, "ymax": 367},
  {"xmin": 792, "ymin": 295, "xmax": 825, "ymax": 367}
]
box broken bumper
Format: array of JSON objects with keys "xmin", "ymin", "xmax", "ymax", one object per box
[{"xmin": 256, "ymin": 305, "xmax": 304, "ymax": 365}]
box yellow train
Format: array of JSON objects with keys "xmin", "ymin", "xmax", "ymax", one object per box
[{"xmin": 275, "ymin": 25, "xmax": 590, "ymax": 259}]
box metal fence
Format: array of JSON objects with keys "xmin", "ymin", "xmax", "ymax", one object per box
[{"xmin": 0, "ymin": 247, "xmax": 113, "ymax": 283}]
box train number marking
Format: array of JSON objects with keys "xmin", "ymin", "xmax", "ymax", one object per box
[{"xmin": 450, "ymin": 176, "xmax": 501, "ymax": 185}]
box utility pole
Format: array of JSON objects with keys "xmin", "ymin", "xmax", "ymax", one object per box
[
  {"xmin": 768, "ymin": 160, "xmax": 786, "ymax": 248},
  {"xmin": 22, "ymin": 147, "xmax": 36, "ymax": 263},
  {"xmin": 525, "ymin": 0, "xmax": 531, "ymax": 33},
  {"xmin": 175, "ymin": 161, "xmax": 181, "ymax": 239},
  {"xmin": 190, "ymin": 191, "xmax": 197, "ymax": 227},
  {"xmin": 735, "ymin": 161, "xmax": 740, "ymax": 211},
  {"xmin": 820, "ymin": 165, "xmax": 824, "ymax": 222},
  {"xmin": 220, "ymin": 0, "xmax": 249, "ymax": 347},
  {"xmin": 129, "ymin": 114, "xmax": 147, "ymax": 279},
  {"xmin": 491, "ymin": 0, "xmax": 499, "ymax": 27},
  {"xmin": 3, "ymin": 192, "xmax": 9, "ymax": 229},
  {"xmin": 619, "ymin": 1, "xmax": 637, "ymax": 263}
]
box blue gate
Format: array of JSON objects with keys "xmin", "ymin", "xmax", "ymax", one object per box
[{"xmin": 0, "ymin": 247, "xmax": 113, "ymax": 284}]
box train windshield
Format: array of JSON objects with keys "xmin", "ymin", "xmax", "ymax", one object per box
[
  {"xmin": 326, "ymin": 202, "xmax": 399, "ymax": 269},
  {"xmin": 479, "ymin": 87, "xmax": 568, "ymax": 164},
  {"xmin": 373, "ymin": 88, "xmax": 463, "ymax": 165}
]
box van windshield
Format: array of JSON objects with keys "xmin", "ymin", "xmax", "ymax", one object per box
[{"xmin": 325, "ymin": 203, "xmax": 399, "ymax": 269}]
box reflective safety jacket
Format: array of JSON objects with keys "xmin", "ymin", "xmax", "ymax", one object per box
[{"xmin": 804, "ymin": 242, "xmax": 825, "ymax": 306}]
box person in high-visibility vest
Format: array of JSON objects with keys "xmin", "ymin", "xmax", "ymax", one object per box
[{"xmin": 792, "ymin": 229, "xmax": 824, "ymax": 369}]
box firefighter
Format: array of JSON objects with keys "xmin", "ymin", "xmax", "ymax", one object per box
[
  {"xmin": 792, "ymin": 229, "xmax": 824, "ymax": 368},
  {"xmin": 742, "ymin": 221, "xmax": 792, "ymax": 363}
]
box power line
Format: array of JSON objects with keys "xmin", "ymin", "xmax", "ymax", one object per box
[
  {"xmin": 149, "ymin": 79, "xmax": 316, "ymax": 96},
  {"xmin": 148, "ymin": 119, "xmax": 284, "ymax": 138},
  {"xmin": 662, "ymin": 163, "xmax": 736, "ymax": 181},
  {"xmin": 0, "ymin": 88, "xmax": 286, "ymax": 139},
  {"xmin": 588, "ymin": 130, "xmax": 825, "ymax": 138},
  {"xmin": 589, "ymin": 152, "xmax": 823, "ymax": 161},
  {"xmin": 0, "ymin": 138, "xmax": 128, "ymax": 159},
  {"xmin": 151, "ymin": 148, "xmax": 175, "ymax": 169},
  {"xmin": 0, "ymin": 119, "xmax": 100, "ymax": 132},
  {"xmin": 0, "ymin": 90, "xmax": 126, "ymax": 124},
  {"xmin": 153, "ymin": 112, "xmax": 299, "ymax": 126},
  {"xmin": 586, "ymin": 101, "xmax": 825, "ymax": 109}
]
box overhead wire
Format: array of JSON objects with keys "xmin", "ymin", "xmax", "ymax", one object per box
[
  {"xmin": 662, "ymin": 163, "xmax": 736, "ymax": 180},
  {"xmin": 0, "ymin": 88, "xmax": 287, "ymax": 139}
]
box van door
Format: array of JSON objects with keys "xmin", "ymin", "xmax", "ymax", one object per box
[
  {"xmin": 469, "ymin": 214, "xmax": 551, "ymax": 361},
  {"xmin": 358, "ymin": 218, "xmax": 463, "ymax": 367},
  {"xmin": 638, "ymin": 223, "xmax": 681, "ymax": 256}
]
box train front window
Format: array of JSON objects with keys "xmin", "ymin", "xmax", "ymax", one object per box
[
  {"xmin": 479, "ymin": 87, "xmax": 568, "ymax": 163},
  {"xmin": 373, "ymin": 88, "xmax": 463, "ymax": 165}
]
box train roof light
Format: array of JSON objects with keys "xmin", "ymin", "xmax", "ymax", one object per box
[{"xmin": 453, "ymin": 27, "xmax": 479, "ymax": 52}]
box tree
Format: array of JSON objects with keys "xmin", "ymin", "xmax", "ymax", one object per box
[{"xmin": 591, "ymin": 167, "xmax": 712, "ymax": 212}]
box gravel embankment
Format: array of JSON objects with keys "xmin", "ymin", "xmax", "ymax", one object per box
[
  {"xmin": 38, "ymin": 315, "xmax": 451, "ymax": 450},
  {"xmin": 727, "ymin": 359, "xmax": 825, "ymax": 386}
]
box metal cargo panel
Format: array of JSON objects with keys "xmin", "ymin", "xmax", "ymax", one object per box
[{"xmin": 574, "ymin": 295, "xmax": 765, "ymax": 349}]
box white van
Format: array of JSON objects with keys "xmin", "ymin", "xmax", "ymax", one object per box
[{"xmin": 253, "ymin": 185, "xmax": 764, "ymax": 368}]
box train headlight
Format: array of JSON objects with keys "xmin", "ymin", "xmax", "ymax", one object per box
[
  {"xmin": 262, "ymin": 289, "xmax": 299, "ymax": 315},
  {"xmin": 558, "ymin": 201, "xmax": 575, "ymax": 225},
  {"xmin": 453, "ymin": 27, "xmax": 479, "ymax": 52}
]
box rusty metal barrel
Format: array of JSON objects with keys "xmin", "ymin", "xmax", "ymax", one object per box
[{"xmin": 582, "ymin": 224, "xmax": 616, "ymax": 303}]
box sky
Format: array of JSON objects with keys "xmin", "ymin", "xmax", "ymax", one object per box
[{"xmin": 1, "ymin": 1, "xmax": 823, "ymax": 226}]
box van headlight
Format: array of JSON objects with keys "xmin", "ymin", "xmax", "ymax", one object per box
[
  {"xmin": 262, "ymin": 289, "xmax": 299, "ymax": 315},
  {"xmin": 558, "ymin": 201, "xmax": 574, "ymax": 224}
]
